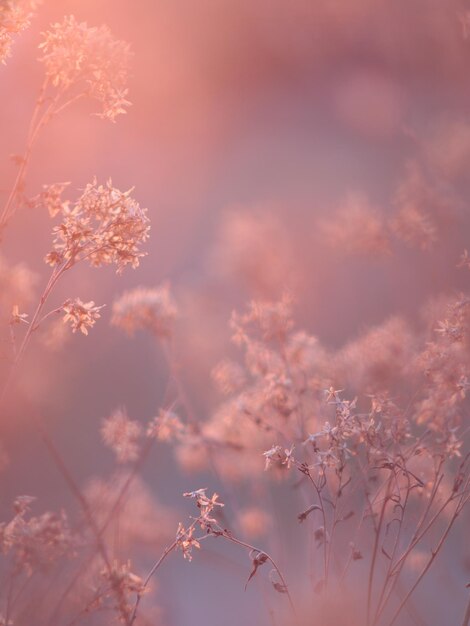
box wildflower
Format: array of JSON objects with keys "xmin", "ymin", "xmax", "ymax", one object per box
[
  {"xmin": 298, "ymin": 504, "xmax": 321, "ymax": 523},
  {"xmin": 102, "ymin": 560, "xmax": 144, "ymax": 593},
  {"xmin": 176, "ymin": 523, "xmax": 200, "ymax": 561},
  {"xmin": 38, "ymin": 15, "xmax": 131, "ymax": 121},
  {"xmin": 183, "ymin": 488, "xmax": 224, "ymax": 527},
  {"xmin": 283, "ymin": 444, "xmax": 295, "ymax": 469},
  {"xmin": 0, "ymin": 0, "xmax": 39, "ymax": 64},
  {"xmin": 456, "ymin": 375, "xmax": 470, "ymax": 399},
  {"xmin": 62, "ymin": 298, "xmax": 104, "ymax": 335},
  {"xmin": 442, "ymin": 430, "xmax": 463, "ymax": 458},
  {"xmin": 391, "ymin": 205, "xmax": 437, "ymax": 250},
  {"xmin": 286, "ymin": 331, "xmax": 320, "ymax": 369},
  {"xmin": 211, "ymin": 359, "xmax": 247, "ymax": 395},
  {"xmin": 146, "ymin": 409, "xmax": 185, "ymax": 441},
  {"xmin": 320, "ymin": 193, "xmax": 390, "ymax": 256},
  {"xmin": 231, "ymin": 294, "xmax": 293, "ymax": 345},
  {"xmin": 10, "ymin": 304, "xmax": 28, "ymax": 325},
  {"xmin": 263, "ymin": 444, "xmax": 283, "ymax": 470},
  {"xmin": 183, "ymin": 488, "xmax": 223, "ymax": 510},
  {"xmin": 325, "ymin": 386, "xmax": 344, "ymax": 403},
  {"xmin": 245, "ymin": 549, "xmax": 268, "ymax": 589},
  {"xmin": 29, "ymin": 182, "xmax": 70, "ymax": 217},
  {"xmin": 334, "ymin": 317, "xmax": 414, "ymax": 390},
  {"xmin": 101, "ymin": 561, "xmax": 145, "ymax": 622},
  {"xmin": 314, "ymin": 526, "xmax": 326, "ymax": 546},
  {"xmin": 435, "ymin": 318, "xmax": 463, "ymax": 342},
  {"xmin": 390, "ymin": 161, "xmax": 456, "ymax": 250},
  {"xmin": 45, "ymin": 180, "xmax": 150, "ymax": 274},
  {"xmin": 101, "ymin": 408, "xmax": 142, "ymax": 463},
  {"xmin": 0, "ymin": 497, "xmax": 74, "ymax": 573},
  {"xmin": 111, "ymin": 284, "xmax": 177, "ymax": 338},
  {"xmin": 269, "ymin": 571, "xmax": 288, "ymax": 594}
]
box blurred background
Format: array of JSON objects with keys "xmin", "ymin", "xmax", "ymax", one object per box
[{"xmin": 1, "ymin": 1, "xmax": 470, "ymax": 624}]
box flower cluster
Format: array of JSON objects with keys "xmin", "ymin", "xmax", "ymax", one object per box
[
  {"xmin": 29, "ymin": 182, "xmax": 70, "ymax": 217},
  {"xmin": 0, "ymin": 0, "xmax": 39, "ymax": 64},
  {"xmin": 62, "ymin": 297, "xmax": 104, "ymax": 335},
  {"xmin": 175, "ymin": 489, "xmax": 224, "ymax": 561},
  {"xmin": 0, "ymin": 496, "xmax": 74, "ymax": 574},
  {"xmin": 38, "ymin": 15, "xmax": 131, "ymax": 121},
  {"xmin": 320, "ymin": 193, "xmax": 390, "ymax": 257},
  {"xmin": 111, "ymin": 284, "xmax": 178, "ymax": 338},
  {"xmin": 100, "ymin": 561, "xmax": 145, "ymax": 622},
  {"xmin": 45, "ymin": 179, "xmax": 150, "ymax": 273},
  {"xmin": 390, "ymin": 161, "xmax": 455, "ymax": 250},
  {"xmin": 146, "ymin": 409, "xmax": 185, "ymax": 442},
  {"xmin": 230, "ymin": 294, "xmax": 294, "ymax": 344},
  {"xmin": 415, "ymin": 295, "xmax": 470, "ymax": 434},
  {"xmin": 101, "ymin": 408, "xmax": 142, "ymax": 463}
]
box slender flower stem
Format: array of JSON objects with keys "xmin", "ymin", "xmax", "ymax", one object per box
[
  {"xmin": 129, "ymin": 540, "xmax": 179, "ymax": 625},
  {"xmin": 367, "ymin": 475, "xmax": 392, "ymax": 626},
  {"xmin": 0, "ymin": 80, "xmax": 62, "ymax": 235},
  {"xmin": 386, "ymin": 491, "xmax": 468, "ymax": 626},
  {"xmin": 0, "ymin": 263, "xmax": 66, "ymax": 405}
]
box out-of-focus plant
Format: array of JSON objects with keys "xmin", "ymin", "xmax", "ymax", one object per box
[{"xmin": 0, "ymin": 15, "xmax": 131, "ymax": 235}]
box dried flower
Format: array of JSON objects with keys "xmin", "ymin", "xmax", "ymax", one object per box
[
  {"xmin": 101, "ymin": 408, "xmax": 142, "ymax": 463},
  {"xmin": 231, "ymin": 294, "xmax": 294, "ymax": 345},
  {"xmin": 183, "ymin": 488, "xmax": 224, "ymax": 526},
  {"xmin": 320, "ymin": 193, "xmax": 390, "ymax": 256},
  {"xmin": 62, "ymin": 298, "xmax": 104, "ymax": 335},
  {"xmin": 29, "ymin": 182, "xmax": 70, "ymax": 217},
  {"xmin": 10, "ymin": 304, "xmax": 28, "ymax": 325},
  {"xmin": 38, "ymin": 15, "xmax": 131, "ymax": 121},
  {"xmin": 0, "ymin": 497, "xmax": 74, "ymax": 573},
  {"xmin": 0, "ymin": 0, "xmax": 40, "ymax": 64},
  {"xmin": 211, "ymin": 359, "xmax": 247, "ymax": 395},
  {"xmin": 147, "ymin": 409, "xmax": 185, "ymax": 441},
  {"xmin": 100, "ymin": 561, "xmax": 145, "ymax": 622},
  {"xmin": 45, "ymin": 179, "xmax": 150, "ymax": 274},
  {"xmin": 176, "ymin": 523, "xmax": 200, "ymax": 561},
  {"xmin": 111, "ymin": 284, "xmax": 177, "ymax": 338},
  {"xmin": 390, "ymin": 161, "xmax": 457, "ymax": 250}
]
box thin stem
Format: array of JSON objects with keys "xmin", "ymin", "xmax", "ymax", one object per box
[
  {"xmin": 386, "ymin": 493, "xmax": 466, "ymax": 626},
  {"xmin": 304, "ymin": 468, "xmax": 328, "ymax": 587},
  {"xmin": 374, "ymin": 462, "xmax": 445, "ymax": 623},
  {"xmin": 0, "ymin": 263, "xmax": 66, "ymax": 405},
  {"xmin": 218, "ymin": 529, "xmax": 297, "ymax": 621},
  {"xmin": 367, "ymin": 474, "xmax": 392, "ymax": 626},
  {"xmin": 129, "ymin": 540, "xmax": 179, "ymax": 625},
  {"xmin": 0, "ymin": 80, "xmax": 62, "ymax": 234},
  {"xmin": 373, "ymin": 465, "xmax": 412, "ymax": 625}
]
